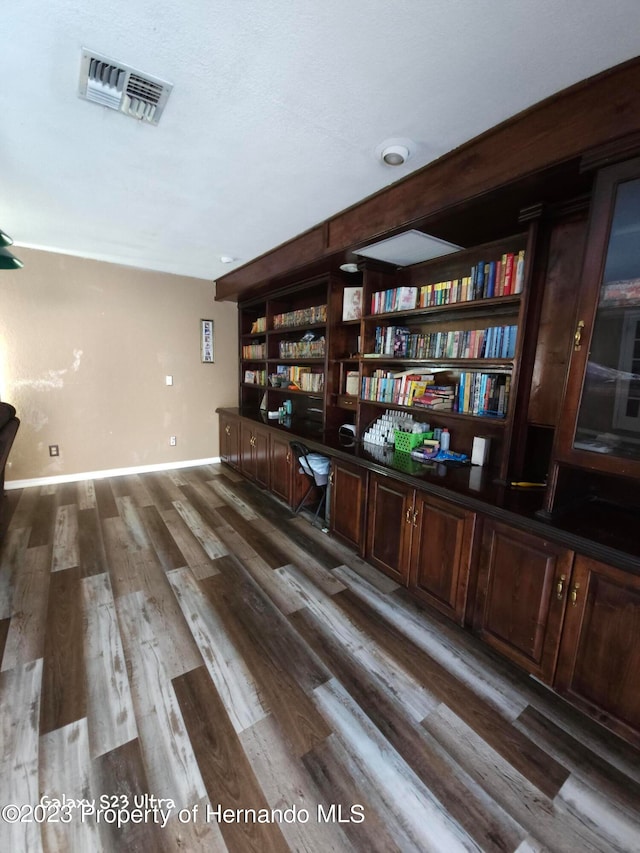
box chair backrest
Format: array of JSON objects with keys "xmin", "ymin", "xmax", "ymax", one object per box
[{"xmin": 289, "ymin": 441, "xmax": 330, "ymax": 486}]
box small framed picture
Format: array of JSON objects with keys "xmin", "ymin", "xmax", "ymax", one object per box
[
  {"xmin": 342, "ymin": 286, "xmax": 363, "ymax": 321},
  {"xmin": 201, "ymin": 319, "xmax": 214, "ymax": 362}
]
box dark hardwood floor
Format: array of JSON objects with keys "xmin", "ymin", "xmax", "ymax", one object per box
[{"xmin": 1, "ymin": 464, "xmax": 639, "ymax": 852}]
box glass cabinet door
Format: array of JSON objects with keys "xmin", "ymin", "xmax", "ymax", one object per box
[{"xmin": 571, "ymin": 169, "xmax": 640, "ymax": 465}]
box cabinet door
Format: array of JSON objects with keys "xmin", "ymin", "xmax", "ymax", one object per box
[
  {"xmin": 330, "ymin": 459, "xmax": 367, "ymax": 553},
  {"xmin": 409, "ymin": 492, "xmax": 476, "ymax": 625},
  {"xmin": 239, "ymin": 422, "xmax": 256, "ymax": 479},
  {"xmin": 253, "ymin": 426, "xmax": 270, "ymax": 489},
  {"xmin": 473, "ymin": 520, "xmax": 573, "ymax": 683},
  {"xmin": 555, "ymin": 555, "xmax": 640, "ymax": 747},
  {"xmin": 239, "ymin": 423, "xmax": 269, "ymax": 487},
  {"xmin": 269, "ymin": 434, "xmax": 292, "ymax": 503},
  {"xmin": 219, "ymin": 414, "xmax": 240, "ymax": 468},
  {"xmin": 555, "ymin": 158, "xmax": 640, "ymax": 477},
  {"xmin": 365, "ymin": 474, "xmax": 413, "ymax": 585}
]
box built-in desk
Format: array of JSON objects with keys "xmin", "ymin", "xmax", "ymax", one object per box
[
  {"xmin": 218, "ymin": 406, "xmax": 640, "ymax": 747},
  {"xmin": 220, "ymin": 406, "xmax": 640, "ymax": 574}
]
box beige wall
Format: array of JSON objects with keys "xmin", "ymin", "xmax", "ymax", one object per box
[{"xmin": 0, "ymin": 248, "xmax": 238, "ymax": 482}]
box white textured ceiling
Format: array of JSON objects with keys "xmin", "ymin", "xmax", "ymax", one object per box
[{"xmin": 2, "ymin": 1, "xmax": 640, "ymax": 282}]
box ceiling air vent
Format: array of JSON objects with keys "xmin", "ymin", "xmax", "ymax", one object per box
[{"xmin": 78, "ymin": 49, "xmax": 172, "ymax": 125}]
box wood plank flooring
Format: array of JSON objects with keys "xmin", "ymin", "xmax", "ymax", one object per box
[{"xmin": 1, "ymin": 464, "xmax": 640, "ymax": 852}]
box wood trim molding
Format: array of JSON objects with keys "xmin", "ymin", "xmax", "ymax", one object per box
[{"xmin": 215, "ymin": 58, "xmax": 640, "ymax": 301}]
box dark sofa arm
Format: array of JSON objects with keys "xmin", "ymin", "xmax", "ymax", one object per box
[{"xmin": 0, "ymin": 403, "xmax": 20, "ymax": 496}]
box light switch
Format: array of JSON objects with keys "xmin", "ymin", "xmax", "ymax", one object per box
[{"xmin": 165, "ymin": 375, "xmax": 173, "ymax": 386}]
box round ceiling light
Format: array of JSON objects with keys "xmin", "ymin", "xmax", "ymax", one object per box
[
  {"xmin": 339, "ymin": 263, "xmax": 359, "ymax": 273},
  {"xmin": 381, "ymin": 144, "xmax": 409, "ymax": 166}
]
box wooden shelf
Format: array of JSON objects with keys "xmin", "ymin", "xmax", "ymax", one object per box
[
  {"xmin": 358, "ymin": 398, "xmax": 509, "ymax": 424},
  {"xmin": 266, "ymin": 358, "xmax": 326, "ymax": 364},
  {"xmin": 362, "ymin": 295, "xmax": 521, "ymax": 323},
  {"xmin": 360, "ymin": 357, "xmax": 514, "ymax": 368}
]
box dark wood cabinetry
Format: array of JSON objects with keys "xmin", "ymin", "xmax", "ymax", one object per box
[
  {"xmin": 365, "ymin": 472, "xmax": 476, "ymax": 620},
  {"xmin": 329, "ymin": 458, "xmax": 367, "ymax": 552},
  {"xmin": 473, "ymin": 520, "xmax": 573, "ymax": 683},
  {"xmin": 555, "ymin": 555, "xmax": 640, "ymax": 747},
  {"xmin": 269, "ymin": 432, "xmax": 293, "ymax": 503},
  {"xmin": 218, "ymin": 408, "xmax": 640, "ymax": 746},
  {"xmin": 239, "ymin": 421, "xmax": 269, "ymax": 488},
  {"xmin": 219, "ymin": 412, "xmax": 240, "ymax": 468},
  {"xmin": 218, "ymin": 85, "xmax": 640, "ymax": 747},
  {"xmin": 549, "ymin": 157, "xmax": 640, "ymax": 512},
  {"xmin": 365, "ymin": 474, "xmax": 413, "ymax": 584},
  {"xmin": 409, "ymin": 492, "xmax": 476, "ymax": 625}
]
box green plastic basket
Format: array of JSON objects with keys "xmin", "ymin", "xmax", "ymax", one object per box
[{"xmin": 394, "ymin": 430, "xmax": 424, "ymax": 453}]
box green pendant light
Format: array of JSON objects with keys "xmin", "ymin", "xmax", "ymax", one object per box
[{"xmin": 0, "ymin": 230, "xmax": 23, "ymax": 268}]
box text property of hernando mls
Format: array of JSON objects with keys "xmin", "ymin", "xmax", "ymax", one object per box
[{"xmin": 0, "ymin": 795, "xmax": 365, "ymax": 828}]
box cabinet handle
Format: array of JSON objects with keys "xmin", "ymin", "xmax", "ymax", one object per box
[
  {"xmin": 405, "ymin": 507, "xmax": 413, "ymax": 524},
  {"xmin": 570, "ymin": 583, "xmax": 581, "ymax": 606},
  {"xmin": 250, "ymin": 435, "xmax": 256, "ymax": 447},
  {"xmin": 574, "ymin": 320, "xmax": 585, "ymax": 351},
  {"xmin": 225, "ymin": 425, "xmax": 231, "ymax": 436},
  {"xmin": 329, "ymin": 470, "xmax": 334, "ymax": 486},
  {"xmin": 412, "ymin": 509, "xmax": 419, "ymax": 527},
  {"xmin": 286, "ymin": 451, "xmax": 291, "ymax": 464},
  {"xmin": 556, "ymin": 574, "xmax": 566, "ymax": 600}
]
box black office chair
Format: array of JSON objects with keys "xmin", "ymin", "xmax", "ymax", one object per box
[{"xmin": 290, "ymin": 441, "xmax": 330, "ymax": 527}]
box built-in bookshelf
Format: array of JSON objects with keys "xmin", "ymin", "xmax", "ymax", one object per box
[
  {"xmin": 238, "ymin": 277, "xmax": 332, "ymax": 431},
  {"xmin": 369, "ymin": 249, "xmax": 525, "ymax": 314},
  {"xmin": 330, "ymin": 232, "xmax": 530, "ymax": 477},
  {"xmin": 237, "ymin": 231, "xmax": 532, "ymax": 476}
]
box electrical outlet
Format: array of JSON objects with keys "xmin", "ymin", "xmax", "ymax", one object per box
[
  {"xmin": 49, "ymin": 445, "xmax": 59, "ymax": 457},
  {"xmin": 170, "ymin": 436, "xmax": 176, "ymax": 446}
]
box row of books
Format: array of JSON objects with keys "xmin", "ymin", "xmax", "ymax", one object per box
[
  {"xmin": 457, "ymin": 372, "xmax": 511, "ymax": 417},
  {"xmin": 278, "ymin": 338, "xmax": 326, "ymax": 359},
  {"xmin": 242, "ymin": 343, "xmax": 267, "ymax": 359},
  {"xmin": 361, "ymin": 369, "xmax": 451, "ymax": 408},
  {"xmin": 272, "ymin": 304, "xmax": 327, "ymax": 329},
  {"xmin": 369, "ymin": 250, "xmax": 525, "ymax": 314},
  {"xmin": 273, "ymin": 365, "xmax": 324, "ymax": 393},
  {"xmin": 372, "ymin": 325, "xmax": 517, "ymax": 359},
  {"xmin": 249, "ymin": 316, "xmax": 267, "ymax": 334},
  {"xmin": 419, "ymin": 251, "xmax": 525, "ymax": 306},
  {"xmin": 243, "ymin": 369, "xmax": 267, "ymax": 385},
  {"xmin": 359, "ymin": 366, "xmax": 512, "ymax": 416}
]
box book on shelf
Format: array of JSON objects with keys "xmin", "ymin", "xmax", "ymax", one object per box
[
  {"xmin": 372, "ymin": 324, "xmax": 517, "ymax": 360},
  {"xmin": 412, "ymin": 385, "xmax": 456, "ymax": 410},
  {"xmin": 502, "ymin": 253, "xmax": 515, "ymax": 295},
  {"xmin": 242, "ymin": 342, "xmax": 266, "ymax": 359},
  {"xmin": 514, "ymin": 250, "xmax": 525, "ymax": 294},
  {"xmin": 457, "ymin": 372, "xmax": 511, "ymax": 417},
  {"xmin": 370, "ymin": 286, "xmax": 417, "ymax": 314},
  {"xmin": 345, "ymin": 370, "xmax": 360, "ymax": 396},
  {"xmin": 397, "ymin": 286, "xmax": 418, "ymax": 311},
  {"xmin": 473, "ymin": 262, "xmax": 485, "ymax": 300},
  {"xmin": 360, "ymin": 367, "xmax": 453, "ymax": 408},
  {"xmin": 278, "ymin": 336, "xmax": 326, "ymax": 359},
  {"xmin": 416, "ymin": 249, "xmax": 526, "ymax": 307},
  {"xmin": 273, "ymin": 304, "xmax": 327, "ymax": 329}
]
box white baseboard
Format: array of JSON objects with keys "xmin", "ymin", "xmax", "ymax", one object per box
[{"xmin": 5, "ymin": 457, "xmax": 222, "ymax": 490}]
